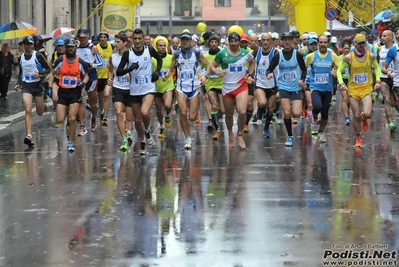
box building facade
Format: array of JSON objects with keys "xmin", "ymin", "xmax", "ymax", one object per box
[{"xmin": 0, "ymin": 0, "xmax": 288, "ymax": 44}]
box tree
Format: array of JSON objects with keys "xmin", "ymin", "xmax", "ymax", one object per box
[{"xmin": 277, "ymin": 0, "xmax": 395, "ymax": 26}]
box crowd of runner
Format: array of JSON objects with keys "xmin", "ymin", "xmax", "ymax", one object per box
[{"xmin": 12, "ymin": 26, "xmax": 399, "ymax": 154}]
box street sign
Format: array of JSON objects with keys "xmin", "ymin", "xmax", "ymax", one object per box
[{"xmin": 325, "ymin": 8, "xmax": 338, "ymax": 21}]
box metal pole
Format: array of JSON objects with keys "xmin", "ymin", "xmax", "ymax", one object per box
[
  {"xmin": 268, "ymin": 0, "xmax": 271, "ymax": 32},
  {"xmin": 371, "ymin": 0, "xmax": 375, "ymax": 29},
  {"xmin": 169, "ymin": 0, "xmax": 172, "ymax": 36}
]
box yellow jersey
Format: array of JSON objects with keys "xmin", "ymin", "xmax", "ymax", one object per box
[{"xmin": 97, "ymin": 43, "xmax": 113, "ymax": 79}]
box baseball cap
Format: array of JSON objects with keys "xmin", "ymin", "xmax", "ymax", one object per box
[
  {"xmin": 91, "ymin": 34, "xmax": 99, "ymax": 45},
  {"xmin": 271, "ymin": 32, "xmax": 279, "ymax": 39},
  {"xmin": 55, "ymin": 38, "xmax": 66, "ymax": 46},
  {"xmin": 371, "ymin": 29, "xmax": 378, "ymax": 35},
  {"xmin": 308, "ymin": 38, "xmax": 317, "ymax": 45},
  {"xmin": 324, "ymin": 31, "xmax": 331, "ymax": 36},
  {"xmin": 66, "ymin": 39, "xmax": 77, "ymax": 47},
  {"xmin": 180, "ymin": 32, "xmax": 192, "ymax": 40},
  {"xmin": 302, "ymin": 33, "xmax": 309, "ymax": 39},
  {"xmin": 331, "ymin": 36, "xmax": 337, "ymax": 43},
  {"xmin": 309, "ymin": 32, "xmax": 318, "ymax": 39},
  {"xmin": 23, "ymin": 36, "xmax": 34, "ymax": 44},
  {"xmin": 281, "ymin": 32, "xmax": 293, "ymax": 39},
  {"xmin": 228, "ymin": 32, "xmax": 240, "ymax": 41},
  {"xmin": 240, "ymin": 34, "xmax": 250, "ymax": 41},
  {"xmin": 354, "ymin": 33, "xmax": 366, "ymax": 43}
]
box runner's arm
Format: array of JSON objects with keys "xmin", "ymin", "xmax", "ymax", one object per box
[
  {"xmin": 337, "ymin": 61, "xmax": 348, "ymax": 84},
  {"xmin": 296, "ymin": 51, "xmax": 307, "ymax": 81},
  {"xmin": 266, "ymin": 52, "xmax": 280, "ymax": 74},
  {"xmin": 149, "ymin": 46, "xmax": 162, "ymax": 73},
  {"xmin": 116, "ymin": 50, "xmax": 131, "ymax": 76}
]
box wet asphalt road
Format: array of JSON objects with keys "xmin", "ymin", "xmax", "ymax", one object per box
[{"xmin": 0, "ymin": 91, "xmax": 398, "ymax": 267}]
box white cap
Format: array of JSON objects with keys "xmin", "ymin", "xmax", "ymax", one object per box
[
  {"xmin": 302, "ymin": 33, "xmax": 309, "ymax": 39},
  {"xmin": 331, "ymin": 36, "xmax": 337, "ymax": 43},
  {"xmin": 324, "ymin": 31, "xmax": 331, "ymax": 36},
  {"xmin": 309, "ymin": 32, "xmax": 318, "ymax": 39},
  {"xmin": 271, "ymin": 32, "xmax": 279, "ymax": 39},
  {"xmin": 258, "ymin": 34, "xmax": 262, "ymax": 40}
]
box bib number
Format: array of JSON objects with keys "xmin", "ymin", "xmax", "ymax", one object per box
[
  {"xmin": 117, "ymin": 75, "xmax": 129, "ymax": 83},
  {"xmin": 353, "ymin": 74, "xmax": 368, "ymax": 84},
  {"xmin": 180, "ymin": 71, "xmax": 194, "ymax": 80},
  {"xmin": 134, "ymin": 76, "xmax": 149, "ymax": 84},
  {"xmin": 24, "ymin": 74, "xmax": 35, "ymax": 81},
  {"xmin": 228, "ymin": 64, "xmax": 243, "ymax": 73},
  {"xmin": 314, "ymin": 73, "xmax": 329, "ymax": 84},
  {"xmin": 282, "ymin": 71, "xmax": 297, "ymax": 82},
  {"xmin": 210, "ymin": 67, "xmax": 222, "ymax": 78},
  {"xmin": 61, "ymin": 76, "xmax": 78, "ymax": 87},
  {"xmin": 257, "ymin": 68, "xmax": 267, "ymax": 76}
]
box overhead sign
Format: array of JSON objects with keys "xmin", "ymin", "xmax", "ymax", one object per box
[{"xmin": 325, "ymin": 8, "xmax": 338, "ymax": 21}]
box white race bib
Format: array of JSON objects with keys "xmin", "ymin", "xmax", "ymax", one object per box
[
  {"xmin": 314, "ymin": 73, "xmax": 329, "ymax": 84},
  {"xmin": 24, "ymin": 74, "xmax": 35, "ymax": 81},
  {"xmin": 353, "ymin": 73, "xmax": 368, "ymax": 84},
  {"xmin": 134, "ymin": 76, "xmax": 149, "ymax": 84},
  {"xmin": 117, "ymin": 75, "xmax": 129, "ymax": 83},
  {"xmin": 257, "ymin": 68, "xmax": 267, "ymax": 76},
  {"xmin": 61, "ymin": 76, "xmax": 78, "ymax": 87},
  {"xmin": 180, "ymin": 70, "xmax": 194, "ymax": 80},
  {"xmin": 210, "ymin": 67, "xmax": 222, "ymax": 78},
  {"xmin": 282, "ymin": 71, "xmax": 297, "ymax": 82}
]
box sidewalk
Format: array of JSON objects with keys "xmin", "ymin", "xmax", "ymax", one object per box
[{"xmin": 0, "ymin": 83, "xmax": 53, "ymax": 129}]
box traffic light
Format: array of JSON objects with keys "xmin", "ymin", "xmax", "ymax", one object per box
[{"xmin": 255, "ymin": 23, "xmax": 264, "ymax": 33}]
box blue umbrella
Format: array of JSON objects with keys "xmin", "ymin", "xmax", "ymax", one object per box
[{"xmin": 374, "ymin": 10, "xmax": 392, "ymax": 22}]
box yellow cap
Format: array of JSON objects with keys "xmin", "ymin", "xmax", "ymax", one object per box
[{"xmin": 354, "ymin": 33, "xmax": 366, "ymax": 43}]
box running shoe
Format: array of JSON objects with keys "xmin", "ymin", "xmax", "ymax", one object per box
[
  {"xmin": 243, "ymin": 125, "xmax": 249, "ymax": 133},
  {"xmin": 77, "ymin": 126, "xmax": 88, "ymax": 136},
  {"xmin": 145, "ymin": 129, "xmax": 154, "ymax": 145},
  {"xmin": 252, "ymin": 113, "xmax": 258, "ymax": 122},
  {"xmin": 361, "ymin": 112, "xmax": 368, "ymax": 131},
  {"xmin": 55, "ymin": 123, "xmax": 61, "ymax": 128},
  {"xmin": 165, "ymin": 116, "xmax": 171, "ymax": 128},
  {"xmin": 301, "ymin": 108, "xmax": 308, "ymax": 119},
  {"xmin": 389, "ymin": 122, "xmax": 396, "ymax": 133},
  {"xmin": 195, "ymin": 114, "xmax": 200, "ymax": 124},
  {"xmin": 310, "ymin": 124, "xmax": 318, "ymax": 135},
  {"xmin": 67, "ymin": 141, "xmax": 75, "ymax": 152},
  {"xmin": 100, "ymin": 115, "xmax": 108, "ymax": 126},
  {"xmin": 158, "ymin": 127, "xmax": 165, "ymax": 138},
  {"xmin": 184, "ymin": 139, "xmax": 192, "ymax": 150},
  {"xmin": 344, "ymin": 116, "xmax": 350, "ymax": 125},
  {"xmin": 285, "ymin": 136, "xmax": 294, "ymax": 147},
  {"xmin": 120, "ymin": 139, "xmax": 128, "ymax": 151},
  {"xmin": 355, "ymin": 135, "xmax": 363, "ymax": 147},
  {"xmin": 318, "ymin": 132, "xmax": 327, "ymax": 143},
  {"xmin": 271, "ymin": 116, "xmax": 281, "ymax": 125},
  {"xmin": 139, "ymin": 142, "xmax": 146, "ymax": 155},
  {"xmin": 291, "ymin": 117, "xmax": 297, "ymax": 124},
  {"xmin": 207, "ymin": 120, "xmax": 215, "ymax": 131},
  {"xmin": 332, "ymin": 95, "xmax": 337, "ymax": 102},
  {"xmin": 24, "ymin": 135, "xmax": 34, "ymax": 147},
  {"xmin": 263, "ymin": 129, "xmax": 271, "ymax": 138},
  {"xmin": 212, "ymin": 130, "xmax": 221, "ymax": 140},
  {"xmin": 90, "ymin": 115, "xmax": 97, "ymax": 132},
  {"xmin": 126, "ymin": 131, "xmax": 133, "ymax": 146}
]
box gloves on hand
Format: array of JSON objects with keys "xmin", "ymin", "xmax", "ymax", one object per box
[
  {"xmin": 128, "ymin": 62, "xmax": 139, "ymax": 72},
  {"xmin": 151, "ymin": 72, "xmax": 159, "ymax": 82},
  {"xmin": 77, "ymin": 82, "xmax": 85, "ymax": 90}
]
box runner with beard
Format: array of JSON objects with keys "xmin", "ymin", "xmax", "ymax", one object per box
[
  {"xmin": 204, "ymin": 35, "xmax": 225, "ymax": 140},
  {"xmin": 52, "ymin": 39, "xmax": 89, "ymax": 152}
]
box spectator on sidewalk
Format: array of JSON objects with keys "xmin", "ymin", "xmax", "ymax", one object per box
[{"xmin": 0, "ymin": 43, "xmax": 15, "ymax": 100}]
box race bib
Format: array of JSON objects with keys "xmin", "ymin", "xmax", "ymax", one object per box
[
  {"xmin": 228, "ymin": 64, "xmax": 243, "ymax": 73},
  {"xmin": 61, "ymin": 76, "xmax": 78, "ymax": 87},
  {"xmin": 353, "ymin": 73, "xmax": 368, "ymax": 84},
  {"xmin": 282, "ymin": 71, "xmax": 297, "ymax": 82},
  {"xmin": 24, "ymin": 74, "xmax": 35, "ymax": 81},
  {"xmin": 180, "ymin": 70, "xmax": 194, "ymax": 80},
  {"xmin": 117, "ymin": 75, "xmax": 129, "ymax": 83},
  {"xmin": 314, "ymin": 73, "xmax": 329, "ymax": 84},
  {"xmin": 160, "ymin": 69, "xmax": 168, "ymax": 77},
  {"xmin": 257, "ymin": 68, "xmax": 267, "ymax": 76},
  {"xmin": 134, "ymin": 76, "xmax": 149, "ymax": 84}
]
